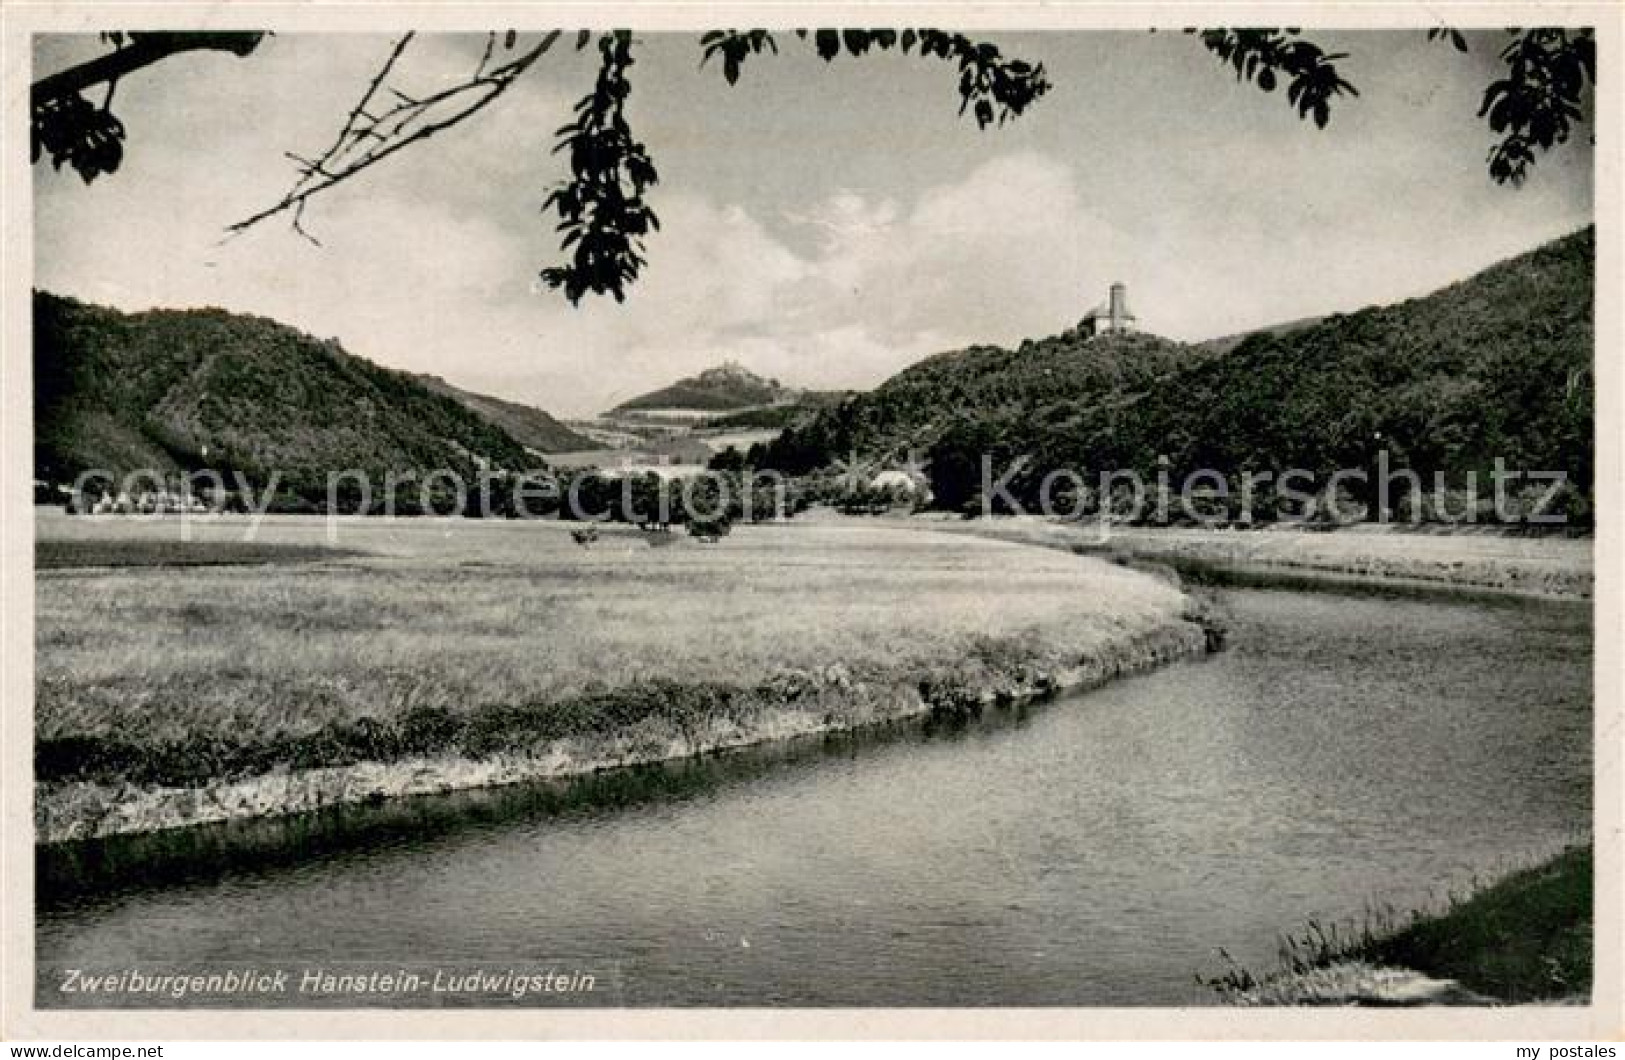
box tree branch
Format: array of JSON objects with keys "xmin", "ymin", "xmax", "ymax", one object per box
[
  {"xmin": 31, "ymin": 32, "xmax": 264, "ymax": 109},
  {"xmin": 32, "ymin": 32, "xmax": 267, "ymax": 182},
  {"xmin": 226, "ymin": 31, "xmax": 561, "ymax": 240}
]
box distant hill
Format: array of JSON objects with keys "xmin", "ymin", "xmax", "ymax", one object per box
[
  {"xmin": 612, "ymin": 362, "xmax": 796, "ymax": 413},
  {"xmin": 759, "ymin": 226, "xmax": 1593, "ymax": 518},
  {"xmin": 33, "ymin": 291, "xmax": 546, "ymax": 503},
  {"xmin": 414, "ymin": 374, "xmax": 594, "ymax": 453}
]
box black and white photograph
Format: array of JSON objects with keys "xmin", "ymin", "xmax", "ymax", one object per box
[{"xmin": 3, "ymin": 1, "xmax": 1619, "ymax": 1043}]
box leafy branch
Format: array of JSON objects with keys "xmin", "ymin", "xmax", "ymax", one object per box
[
  {"xmin": 1190, "ymin": 29, "xmax": 1358, "ymax": 128},
  {"xmin": 701, "ymin": 29, "xmax": 1052, "ymax": 128},
  {"xmin": 539, "ymin": 31, "xmax": 660, "ymax": 304},
  {"xmin": 31, "ymin": 32, "xmax": 265, "ymax": 183},
  {"xmin": 1196, "ymin": 25, "xmax": 1595, "ymax": 184},
  {"xmin": 1479, "ymin": 29, "xmax": 1594, "ymax": 185},
  {"xmin": 1426, "ymin": 28, "xmax": 1470, "ymax": 53}
]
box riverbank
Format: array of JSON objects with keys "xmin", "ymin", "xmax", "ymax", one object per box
[
  {"xmin": 35, "ymin": 513, "xmax": 1212, "ymax": 844},
  {"xmin": 39, "ymin": 575, "xmax": 1590, "ymax": 1006},
  {"xmin": 894, "ymin": 516, "xmax": 1593, "ymax": 599},
  {"xmin": 1209, "ymin": 842, "xmax": 1593, "ymax": 1006}
]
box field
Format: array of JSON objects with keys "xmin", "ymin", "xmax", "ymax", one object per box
[
  {"xmin": 34, "ymin": 509, "xmax": 1201, "ymax": 839},
  {"xmin": 904, "ymin": 516, "xmax": 1595, "ymax": 599},
  {"xmin": 37, "ymin": 537, "xmax": 355, "ymax": 570}
]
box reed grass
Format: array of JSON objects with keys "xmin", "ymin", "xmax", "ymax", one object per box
[
  {"xmin": 910, "ymin": 517, "xmax": 1594, "ymax": 599},
  {"xmin": 35, "ymin": 512, "xmax": 1191, "ymax": 791},
  {"xmin": 1201, "ymin": 842, "xmax": 1592, "ymax": 1003}
]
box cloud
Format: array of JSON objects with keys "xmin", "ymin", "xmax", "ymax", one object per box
[
  {"xmin": 484, "ymin": 151, "xmax": 1123, "ymax": 413},
  {"xmin": 803, "ymin": 152, "xmax": 1121, "ymax": 344}
]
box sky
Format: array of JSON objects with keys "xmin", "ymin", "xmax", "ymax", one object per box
[{"xmin": 33, "ymin": 30, "xmax": 1594, "ymax": 418}]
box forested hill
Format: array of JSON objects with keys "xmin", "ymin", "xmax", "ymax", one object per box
[
  {"xmin": 1070, "ymin": 226, "xmax": 1596, "ymax": 491},
  {"xmin": 759, "ymin": 227, "xmax": 1594, "ymax": 517},
  {"xmin": 33, "ymin": 291, "xmax": 545, "ymax": 497},
  {"xmin": 758, "ymin": 329, "xmax": 1207, "ymax": 474},
  {"xmin": 413, "ymin": 373, "xmax": 595, "ymax": 452}
]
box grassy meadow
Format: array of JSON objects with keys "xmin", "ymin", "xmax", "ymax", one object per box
[
  {"xmin": 904, "ymin": 516, "xmax": 1595, "ymax": 599},
  {"xmin": 37, "ymin": 537, "xmax": 355, "ymax": 570},
  {"xmin": 35, "ymin": 509, "xmax": 1195, "ymax": 805}
]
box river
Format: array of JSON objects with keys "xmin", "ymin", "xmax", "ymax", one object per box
[{"xmin": 36, "ymin": 585, "xmax": 1591, "ymax": 1007}]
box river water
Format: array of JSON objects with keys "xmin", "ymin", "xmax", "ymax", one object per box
[{"xmin": 36, "ymin": 586, "xmax": 1591, "ymax": 1007}]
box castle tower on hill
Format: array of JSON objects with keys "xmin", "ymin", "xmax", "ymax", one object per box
[{"xmin": 1079, "ymin": 282, "xmax": 1138, "ymax": 338}]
